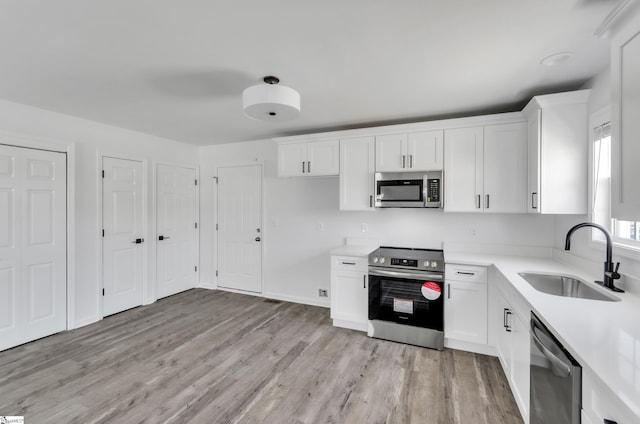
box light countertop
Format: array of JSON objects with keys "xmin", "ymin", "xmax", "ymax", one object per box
[{"xmin": 446, "ymin": 251, "xmax": 640, "ymax": 420}]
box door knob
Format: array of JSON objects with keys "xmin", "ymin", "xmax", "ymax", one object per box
[{"xmin": 255, "ymin": 237, "xmax": 261, "ymax": 242}]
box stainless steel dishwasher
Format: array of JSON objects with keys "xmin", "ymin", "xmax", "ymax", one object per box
[{"xmin": 529, "ymin": 312, "xmax": 582, "ymax": 424}]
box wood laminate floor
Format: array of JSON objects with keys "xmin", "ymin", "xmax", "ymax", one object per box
[{"xmin": 0, "ymin": 289, "xmax": 523, "ymax": 424}]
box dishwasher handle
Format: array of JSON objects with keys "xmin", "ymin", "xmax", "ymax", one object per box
[{"xmin": 530, "ymin": 319, "xmax": 572, "ymax": 378}]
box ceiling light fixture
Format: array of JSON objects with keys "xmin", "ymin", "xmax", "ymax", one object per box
[
  {"xmin": 242, "ymin": 76, "xmax": 300, "ymax": 121},
  {"xmin": 540, "ymin": 52, "xmax": 574, "ymax": 67}
]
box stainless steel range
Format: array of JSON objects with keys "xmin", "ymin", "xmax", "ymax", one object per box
[{"xmin": 368, "ymin": 246, "xmax": 445, "ymax": 350}]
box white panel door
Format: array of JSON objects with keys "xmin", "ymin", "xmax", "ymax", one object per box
[
  {"xmin": 306, "ymin": 140, "xmax": 339, "ymax": 176},
  {"xmin": 407, "ymin": 130, "xmax": 444, "ymax": 171},
  {"xmin": 102, "ymin": 157, "xmax": 144, "ymax": 316},
  {"xmin": 339, "ymin": 137, "xmax": 375, "ymax": 211},
  {"xmin": 484, "ymin": 122, "xmax": 528, "ymax": 213},
  {"xmin": 0, "ymin": 145, "xmax": 66, "ymax": 352},
  {"xmin": 217, "ymin": 164, "xmax": 262, "ymax": 293},
  {"xmin": 277, "ymin": 143, "xmax": 307, "ymax": 177},
  {"xmin": 444, "ymin": 127, "xmax": 484, "ymax": 212},
  {"xmin": 375, "ymin": 134, "xmax": 407, "ymax": 172},
  {"xmin": 156, "ymin": 164, "xmax": 197, "ymax": 299}
]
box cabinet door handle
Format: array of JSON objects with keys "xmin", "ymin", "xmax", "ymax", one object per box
[
  {"xmin": 341, "ymin": 261, "xmax": 356, "ymax": 265},
  {"xmin": 504, "ymin": 309, "xmax": 512, "ymax": 332},
  {"xmin": 363, "ymin": 275, "xmax": 366, "ymax": 289},
  {"xmin": 531, "ymin": 192, "xmax": 538, "ymax": 209},
  {"xmin": 456, "ymin": 271, "xmax": 475, "ymax": 276},
  {"xmin": 447, "ymin": 283, "xmax": 451, "ymax": 299},
  {"xmin": 402, "ymin": 155, "xmax": 406, "ymax": 168},
  {"xmin": 307, "ymin": 161, "xmax": 311, "ymax": 173},
  {"xmin": 485, "ymin": 194, "xmax": 490, "ymax": 209},
  {"xmin": 370, "ymin": 195, "xmax": 373, "ymax": 208},
  {"xmin": 476, "ymin": 194, "xmax": 481, "ymax": 209},
  {"xmin": 302, "ymin": 161, "xmax": 305, "ymax": 173},
  {"xmin": 409, "ymin": 155, "xmax": 413, "ymax": 168}
]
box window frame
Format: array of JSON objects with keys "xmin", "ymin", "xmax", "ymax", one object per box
[{"xmin": 588, "ymin": 106, "xmax": 640, "ymax": 257}]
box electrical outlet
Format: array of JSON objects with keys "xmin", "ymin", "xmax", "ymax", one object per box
[{"xmin": 318, "ymin": 289, "xmax": 328, "ymax": 297}]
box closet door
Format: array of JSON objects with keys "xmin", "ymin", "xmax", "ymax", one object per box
[
  {"xmin": 0, "ymin": 145, "xmax": 67, "ymax": 351},
  {"xmin": 156, "ymin": 164, "xmax": 198, "ymax": 299}
]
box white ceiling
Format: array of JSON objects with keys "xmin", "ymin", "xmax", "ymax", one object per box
[{"xmin": 0, "ymin": 0, "xmax": 615, "ymax": 146}]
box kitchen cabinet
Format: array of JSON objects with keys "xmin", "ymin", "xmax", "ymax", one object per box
[
  {"xmin": 330, "ymin": 255, "xmax": 368, "ymax": 332},
  {"xmin": 444, "ymin": 122, "xmax": 527, "ymax": 213},
  {"xmin": 582, "ymin": 368, "xmax": 636, "ymax": 424},
  {"xmin": 375, "ymin": 130, "xmax": 443, "ymax": 172},
  {"xmin": 339, "ymin": 136, "xmax": 375, "ymax": 211},
  {"xmin": 495, "ymin": 271, "xmax": 530, "ymax": 423},
  {"xmin": 522, "ymin": 90, "xmax": 590, "ymax": 214},
  {"xmin": 444, "ymin": 264, "xmax": 488, "ymax": 346},
  {"xmin": 610, "ymin": 7, "xmax": 640, "ymax": 220},
  {"xmin": 277, "ymin": 139, "xmax": 339, "ymax": 177}
]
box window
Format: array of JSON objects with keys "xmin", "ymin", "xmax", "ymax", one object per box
[{"xmin": 592, "ymin": 121, "xmax": 640, "ymax": 248}]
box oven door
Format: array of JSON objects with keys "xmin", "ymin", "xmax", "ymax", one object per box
[{"xmin": 368, "ymin": 268, "xmax": 444, "ymax": 330}]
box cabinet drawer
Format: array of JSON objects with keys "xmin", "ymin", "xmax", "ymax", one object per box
[
  {"xmin": 332, "ymin": 256, "xmax": 368, "ymax": 272},
  {"xmin": 582, "ymin": 370, "xmax": 637, "ymax": 424},
  {"xmin": 445, "ymin": 264, "xmax": 487, "ymax": 283}
]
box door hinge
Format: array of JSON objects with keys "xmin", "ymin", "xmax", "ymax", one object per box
[
  {"xmin": 102, "ymin": 288, "xmax": 105, "ymax": 296},
  {"xmin": 195, "ymin": 179, "xmax": 198, "ymax": 186},
  {"xmin": 102, "ymin": 170, "xmax": 104, "ymax": 178},
  {"xmin": 216, "ymin": 270, "xmax": 218, "ymax": 277},
  {"xmin": 102, "ymin": 229, "xmax": 105, "ymax": 237},
  {"xmin": 214, "ymin": 176, "xmax": 218, "ymax": 184},
  {"xmin": 195, "ymin": 266, "xmax": 198, "ymax": 272},
  {"xmin": 195, "ymin": 222, "xmax": 198, "ymax": 229},
  {"xmin": 216, "ymin": 223, "xmax": 218, "ymax": 231}
]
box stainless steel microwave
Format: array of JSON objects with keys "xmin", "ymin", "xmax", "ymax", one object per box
[{"xmin": 374, "ymin": 171, "xmax": 443, "ymax": 208}]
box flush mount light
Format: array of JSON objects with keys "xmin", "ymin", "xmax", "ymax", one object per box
[
  {"xmin": 242, "ymin": 76, "xmax": 301, "ymax": 121},
  {"xmin": 540, "ymin": 52, "xmax": 574, "ymax": 67}
]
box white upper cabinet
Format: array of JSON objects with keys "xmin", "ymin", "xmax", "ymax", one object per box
[
  {"xmin": 610, "ymin": 7, "xmax": 640, "ymax": 221},
  {"xmin": 522, "ymin": 90, "xmax": 590, "ymax": 214},
  {"xmin": 375, "ymin": 130, "xmax": 443, "ymax": 172},
  {"xmin": 484, "ymin": 123, "xmax": 528, "ymax": 213},
  {"xmin": 277, "ymin": 140, "xmax": 339, "ymax": 177},
  {"xmin": 444, "ymin": 127, "xmax": 484, "ymax": 212},
  {"xmin": 444, "ymin": 122, "xmax": 527, "ymax": 213},
  {"xmin": 339, "ymin": 136, "xmax": 375, "ymax": 211}
]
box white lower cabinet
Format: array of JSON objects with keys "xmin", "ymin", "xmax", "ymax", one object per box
[
  {"xmin": 330, "ymin": 256, "xmax": 368, "ymax": 331},
  {"xmin": 495, "ymin": 272, "xmax": 530, "ymax": 424},
  {"xmin": 444, "ymin": 264, "xmax": 488, "ymax": 347},
  {"xmin": 582, "ymin": 368, "xmax": 637, "ymax": 424}
]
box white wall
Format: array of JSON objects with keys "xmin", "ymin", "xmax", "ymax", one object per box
[
  {"xmin": 554, "ymin": 67, "xmax": 640, "ymax": 289},
  {"xmin": 199, "ymin": 139, "xmax": 557, "ymax": 307},
  {"xmin": 0, "ymin": 99, "xmax": 198, "ymax": 327}
]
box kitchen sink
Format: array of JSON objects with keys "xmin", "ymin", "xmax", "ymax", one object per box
[{"xmin": 518, "ymin": 272, "xmax": 620, "ymax": 302}]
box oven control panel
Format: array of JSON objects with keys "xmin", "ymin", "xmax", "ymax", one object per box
[
  {"xmin": 391, "ymin": 258, "xmax": 417, "ymax": 267},
  {"xmin": 369, "ymin": 247, "xmax": 444, "ymax": 272}
]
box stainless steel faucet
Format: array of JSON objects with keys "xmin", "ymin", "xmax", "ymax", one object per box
[{"xmin": 564, "ymin": 222, "xmax": 623, "ymax": 293}]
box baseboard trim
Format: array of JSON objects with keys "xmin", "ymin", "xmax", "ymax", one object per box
[
  {"xmin": 263, "ymin": 291, "xmax": 329, "ymax": 308},
  {"xmin": 444, "ymin": 338, "xmax": 497, "ymax": 357},
  {"xmin": 73, "ymin": 314, "xmax": 101, "ymax": 330}
]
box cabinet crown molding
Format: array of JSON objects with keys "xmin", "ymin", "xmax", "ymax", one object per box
[
  {"xmin": 522, "ymin": 89, "xmax": 591, "ymax": 117},
  {"xmin": 594, "ymin": 0, "xmax": 640, "ymax": 38}
]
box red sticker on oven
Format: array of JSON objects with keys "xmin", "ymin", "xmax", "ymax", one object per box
[{"xmin": 421, "ymin": 281, "xmax": 441, "ymax": 300}]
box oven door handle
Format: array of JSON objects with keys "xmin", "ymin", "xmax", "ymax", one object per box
[{"xmin": 368, "ymin": 269, "xmax": 443, "ymax": 281}]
